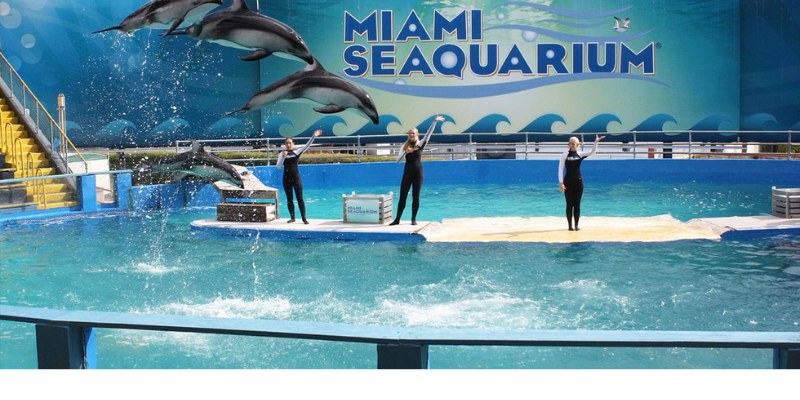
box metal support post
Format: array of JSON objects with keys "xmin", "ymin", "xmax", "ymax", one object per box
[
  {"xmin": 774, "ymin": 348, "xmax": 800, "ymax": 369},
  {"xmin": 35, "ymin": 324, "xmax": 96, "ymax": 369},
  {"xmin": 377, "ymin": 343, "xmax": 429, "ymax": 369}
]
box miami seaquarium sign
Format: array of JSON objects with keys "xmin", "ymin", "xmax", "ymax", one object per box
[{"xmin": 342, "ymin": 9, "xmax": 655, "ymax": 82}]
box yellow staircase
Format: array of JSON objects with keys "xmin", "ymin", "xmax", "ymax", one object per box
[{"xmin": 0, "ymin": 97, "xmax": 78, "ymax": 210}]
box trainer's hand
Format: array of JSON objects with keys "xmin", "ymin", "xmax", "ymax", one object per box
[
  {"xmin": 434, "ymin": 115, "xmax": 445, "ymax": 122},
  {"xmin": 313, "ymin": 129, "xmax": 323, "ymax": 137},
  {"xmin": 559, "ymin": 183, "xmax": 566, "ymax": 192},
  {"xmin": 595, "ymin": 135, "xmax": 605, "ymax": 142}
]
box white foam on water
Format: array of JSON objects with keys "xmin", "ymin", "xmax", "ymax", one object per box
[
  {"xmin": 374, "ymin": 293, "xmax": 547, "ymax": 329},
  {"xmin": 552, "ymin": 278, "xmax": 608, "ymax": 291},
  {"xmin": 124, "ymin": 262, "xmax": 182, "ymax": 275},
  {"xmin": 551, "ymin": 279, "xmax": 632, "ymax": 308},
  {"xmin": 145, "ymin": 296, "xmax": 293, "ymax": 319}
]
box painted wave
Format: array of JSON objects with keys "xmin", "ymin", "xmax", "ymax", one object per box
[
  {"xmin": 68, "ymin": 111, "xmax": 795, "ymax": 146},
  {"xmin": 353, "ymin": 74, "xmax": 666, "ymax": 99}
]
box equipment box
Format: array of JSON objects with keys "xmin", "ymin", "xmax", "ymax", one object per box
[
  {"xmin": 342, "ymin": 192, "xmax": 393, "ymax": 224},
  {"xmin": 772, "ymin": 186, "xmax": 800, "ymax": 218}
]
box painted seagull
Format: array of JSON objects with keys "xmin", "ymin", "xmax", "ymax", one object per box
[
  {"xmin": 166, "ymin": 0, "xmax": 313, "ymax": 63},
  {"xmin": 226, "ymin": 58, "xmax": 380, "ymax": 124},
  {"xmin": 145, "ymin": 141, "xmax": 244, "ymax": 188},
  {"xmin": 92, "ymin": 0, "xmax": 223, "ymax": 36},
  {"xmin": 613, "ymin": 16, "xmax": 631, "ymax": 32}
]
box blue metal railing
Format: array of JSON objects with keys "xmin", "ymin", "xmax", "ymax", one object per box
[{"xmin": 1, "ymin": 305, "xmax": 798, "ymax": 369}]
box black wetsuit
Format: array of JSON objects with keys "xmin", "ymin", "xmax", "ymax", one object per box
[
  {"xmin": 391, "ymin": 120, "xmax": 441, "ymax": 225},
  {"xmin": 562, "ymin": 150, "xmax": 586, "ymax": 229},
  {"xmin": 277, "ymin": 135, "xmax": 316, "ymax": 222},
  {"xmin": 282, "ymin": 152, "xmax": 306, "ymax": 221},
  {"xmin": 394, "ymin": 142, "xmax": 425, "ymax": 224},
  {"xmin": 558, "ymin": 141, "xmax": 598, "ymax": 230}
]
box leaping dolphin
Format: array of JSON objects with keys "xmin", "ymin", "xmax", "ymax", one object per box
[
  {"xmin": 226, "ymin": 59, "xmax": 380, "ymax": 124},
  {"xmin": 165, "ymin": 0, "xmax": 314, "ymax": 63},
  {"xmin": 145, "ymin": 141, "xmax": 244, "ymax": 188},
  {"xmin": 92, "ymin": 0, "xmax": 223, "ymax": 37}
]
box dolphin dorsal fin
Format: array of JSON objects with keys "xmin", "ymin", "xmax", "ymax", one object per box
[
  {"xmin": 231, "ymin": 0, "xmax": 251, "ymax": 12},
  {"xmin": 305, "ymin": 57, "xmax": 325, "ymax": 73}
]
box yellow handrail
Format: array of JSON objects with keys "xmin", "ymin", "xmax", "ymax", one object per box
[
  {"xmin": 13, "ymin": 136, "xmax": 23, "ymax": 176},
  {"xmin": 1, "ymin": 122, "xmax": 10, "ymax": 154},
  {"xmin": 0, "ymin": 50, "xmax": 87, "ymax": 173},
  {"xmin": 26, "ymin": 152, "xmax": 34, "ymax": 179}
]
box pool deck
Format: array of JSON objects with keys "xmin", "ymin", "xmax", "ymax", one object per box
[{"xmin": 191, "ymin": 214, "xmax": 800, "ymax": 243}]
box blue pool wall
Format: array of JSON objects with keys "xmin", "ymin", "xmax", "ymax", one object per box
[{"xmin": 130, "ymin": 159, "xmax": 800, "ymax": 212}]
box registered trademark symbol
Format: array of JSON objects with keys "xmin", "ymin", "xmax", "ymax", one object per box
[{"xmin": 656, "ymin": 42, "xmax": 663, "ymax": 49}]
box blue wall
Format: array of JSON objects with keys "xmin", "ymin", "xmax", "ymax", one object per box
[{"xmin": 132, "ymin": 159, "xmax": 800, "ymax": 211}]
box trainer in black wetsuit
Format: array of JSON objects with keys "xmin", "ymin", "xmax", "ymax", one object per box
[
  {"xmin": 276, "ymin": 130, "xmax": 321, "ymax": 224},
  {"xmin": 558, "ymin": 135, "xmax": 604, "ymax": 231},
  {"xmin": 389, "ymin": 115, "xmax": 445, "ymax": 226}
]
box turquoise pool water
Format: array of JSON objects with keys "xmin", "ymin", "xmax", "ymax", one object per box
[{"xmin": 1, "ymin": 181, "xmax": 799, "ymax": 368}]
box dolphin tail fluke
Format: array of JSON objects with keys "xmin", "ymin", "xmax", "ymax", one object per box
[
  {"xmin": 92, "ymin": 26, "xmax": 123, "ymax": 34},
  {"xmin": 240, "ymin": 49, "xmax": 272, "ymax": 62}
]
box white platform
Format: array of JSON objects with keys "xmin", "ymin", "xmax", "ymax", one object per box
[{"xmin": 191, "ymin": 214, "xmax": 800, "ymax": 243}]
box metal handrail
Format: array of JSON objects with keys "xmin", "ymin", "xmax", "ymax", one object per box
[
  {"xmin": 25, "ymin": 152, "xmax": 34, "ymax": 179},
  {"xmin": 0, "ymin": 50, "xmax": 87, "ymax": 173},
  {"xmin": 1, "ymin": 122, "xmax": 11, "ymax": 154},
  {"xmin": 31, "ymin": 167, "xmax": 46, "ymax": 209},
  {"xmin": 13, "ymin": 136, "xmax": 22, "ymax": 174}
]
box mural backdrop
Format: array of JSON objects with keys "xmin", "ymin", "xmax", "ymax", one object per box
[{"xmin": 0, "ymin": 0, "xmax": 798, "ymax": 147}]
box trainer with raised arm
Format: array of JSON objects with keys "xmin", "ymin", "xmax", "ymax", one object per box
[
  {"xmin": 558, "ymin": 135, "xmax": 605, "ymax": 231},
  {"xmin": 276, "ymin": 129, "xmax": 322, "ymax": 224},
  {"xmin": 389, "ymin": 115, "xmax": 446, "ymax": 226}
]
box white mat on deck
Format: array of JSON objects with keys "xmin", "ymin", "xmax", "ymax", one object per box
[{"xmin": 417, "ymin": 215, "xmax": 723, "ymax": 243}]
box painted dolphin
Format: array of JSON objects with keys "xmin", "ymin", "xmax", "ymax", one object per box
[
  {"xmin": 92, "ymin": 0, "xmax": 223, "ymax": 36},
  {"xmin": 146, "ymin": 141, "xmax": 244, "ymax": 188},
  {"xmin": 165, "ymin": 0, "xmax": 313, "ymax": 63},
  {"xmin": 226, "ymin": 59, "xmax": 380, "ymax": 124}
]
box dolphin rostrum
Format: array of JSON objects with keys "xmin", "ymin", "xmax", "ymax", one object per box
[
  {"xmin": 227, "ymin": 59, "xmax": 380, "ymax": 124},
  {"xmin": 165, "ymin": 0, "xmax": 314, "ymax": 63},
  {"xmin": 146, "ymin": 141, "xmax": 244, "ymax": 188},
  {"xmin": 92, "ymin": 0, "xmax": 223, "ymax": 37}
]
